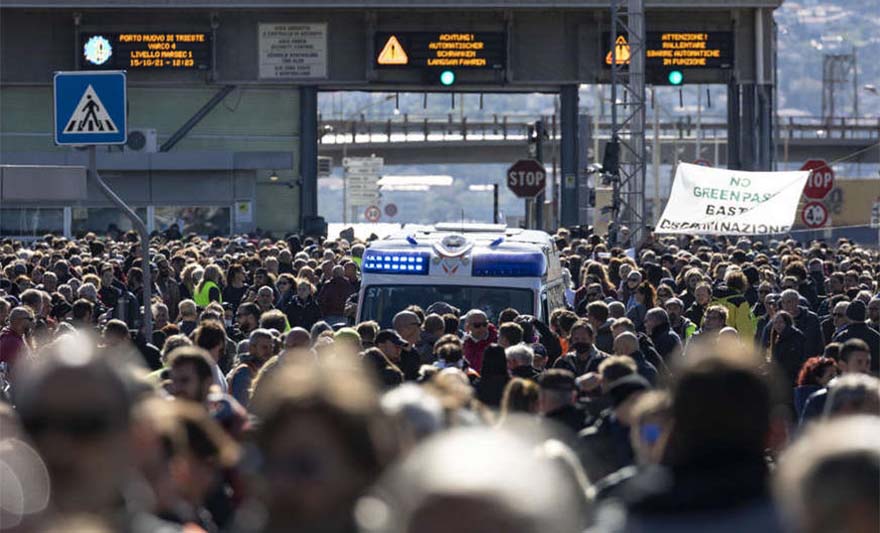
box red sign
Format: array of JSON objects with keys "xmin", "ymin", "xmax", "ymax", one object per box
[
  {"xmin": 801, "ymin": 201, "xmax": 829, "ymax": 228},
  {"xmin": 506, "ymin": 159, "xmax": 546, "ymax": 198},
  {"xmin": 801, "ymin": 160, "xmax": 834, "ymax": 199},
  {"xmin": 364, "ymin": 205, "xmax": 381, "ymax": 223},
  {"xmin": 384, "ymin": 203, "xmax": 398, "ymax": 218}
]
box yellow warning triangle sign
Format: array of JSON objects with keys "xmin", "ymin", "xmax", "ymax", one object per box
[
  {"xmin": 605, "ymin": 35, "xmax": 631, "ymax": 65},
  {"xmin": 377, "ymin": 35, "xmax": 409, "ymax": 65}
]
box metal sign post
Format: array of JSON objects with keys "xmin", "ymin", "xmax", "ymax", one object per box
[{"xmin": 88, "ymin": 147, "xmax": 153, "ymax": 338}]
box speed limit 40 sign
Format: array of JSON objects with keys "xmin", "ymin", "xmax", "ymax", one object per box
[
  {"xmin": 801, "ymin": 201, "xmax": 829, "ymax": 228},
  {"xmin": 506, "ymin": 159, "xmax": 546, "ymax": 198}
]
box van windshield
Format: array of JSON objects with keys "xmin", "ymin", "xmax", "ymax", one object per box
[{"xmin": 361, "ymin": 285, "xmax": 534, "ymax": 328}]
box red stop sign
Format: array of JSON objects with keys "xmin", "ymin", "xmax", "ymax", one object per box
[
  {"xmin": 506, "ymin": 159, "xmax": 546, "ymax": 198},
  {"xmin": 801, "ymin": 159, "xmax": 834, "ymax": 199}
]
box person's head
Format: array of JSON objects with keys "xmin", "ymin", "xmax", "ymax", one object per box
[
  {"xmin": 585, "ymin": 301, "xmax": 609, "ymax": 329},
  {"xmin": 868, "ymin": 297, "xmax": 880, "ymax": 324},
  {"xmin": 499, "ymin": 378, "xmax": 540, "ymax": 419},
  {"xmin": 724, "ymin": 270, "xmax": 748, "ymax": 294},
  {"xmin": 702, "ymin": 305, "xmax": 728, "ymax": 332},
  {"xmin": 664, "ymin": 297, "xmax": 684, "ymax": 322},
  {"xmin": 357, "ymin": 427, "xmax": 583, "ymax": 533},
  {"xmin": 643, "ymin": 307, "xmax": 669, "ymax": 335},
  {"xmin": 257, "ymin": 286, "xmax": 275, "ymax": 310},
  {"xmin": 464, "ymin": 310, "xmax": 489, "ymax": 341},
  {"xmin": 694, "ymin": 281, "xmax": 712, "ymax": 306},
  {"xmin": 845, "ymin": 299, "xmax": 868, "ymax": 324},
  {"xmin": 610, "ymin": 317, "xmax": 636, "ymax": 338},
  {"xmin": 655, "ymin": 284, "xmax": 674, "ymax": 304},
  {"xmin": 376, "ymin": 329, "xmax": 407, "ymax": 363},
  {"xmin": 422, "ymin": 314, "xmax": 445, "ymax": 338},
  {"xmin": 775, "ymin": 416, "xmax": 880, "ymax": 533},
  {"xmin": 178, "ymin": 299, "xmax": 198, "ymax": 321},
  {"xmin": 250, "ymin": 361, "xmax": 396, "ymax": 531},
  {"xmin": 504, "ymin": 343, "xmax": 534, "ymax": 371},
  {"xmin": 780, "ymin": 289, "xmax": 802, "ymax": 316},
  {"xmin": 15, "ymin": 342, "xmax": 132, "ymax": 514},
  {"xmin": 236, "ymin": 302, "xmax": 261, "ymax": 334},
  {"xmin": 355, "ymin": 321, "xmax": 380, "ymax": 346},
  {"xmin": 838, "ymin": 339, "xmax": 872, "ymax": 375},
  {"xmin": 613, "ymin": 332, "xmax": 639, "ymax": 356},
  {"xmin": 161, "ymin": 333, "xmax": 193, "ymax": 365},
  {"xmin": 629, "ymin": 391, "xmax": 672, "ymax": 465},
  {"xmin": 634, "ymin": 281, "xmax": 656, "ymax": 308},
  {"xmin": 607, "ymin": 300, "xmax": 626, "ymax": 319},
  {"xmin": 284, "ymin": 327, "xmax": 312, "ymax": 351},
  {"xmin": 772, "ymin": 310, "xmax": 794, "ymax": 336},
  {"xmin": 625, "ymin": 270, "xmax": 642, "ymax": 290},
  {"xmin": 249, "ymin": 328, "xmax": 277, "ymax": 363},
  {"xmin": 832, "ymin": 301, "xmax": 851, "ymax": 328},
  {"xmin": 583, "ymin": 283, "xmax": 604, "ymax": 303},
  {"xmin": 167, "ymin": 346, "xmax": 215, "ymax": 403},
  {"xmin": 568, "ymin": 320, "xmax": 595, "ymax": 354},
  {"xmin": 498, "ymin": 307, "xmax": 520, "ymax": 326},
  {"xmin": 194, "ymin": 320, "xmax": 226, "ymax": 361},
  {"xmin": 480, "ymin": 343, "xmax": 509, "ymax": 377},
  {"xmin": 260, "ymin": 309, "xmax": 288, "ymax": 333},
  {"xmin": 497, "ymin": 322, "xmax": 524, "ymax": 349},
  {"xmin": 102, "ymin": 319, "xmax": 130, "ymax": 347},
  {"xmin": 393, "ymin": 310, "xmax": 422, "ymax": 345},
  {"xmin": 666, "ymin": 356, "xmax": 771, "ymax": 466},
  {"xmin": 538, "ymin": 369, "xmax": 577, "ymax": 415},
  {"xmin": 797, "ymin": 356, "xmax": 838, "ymax": 388},
  {"xmin": 598, "ymin": 355, "xmax": 637, "ymax": 391},
  {"xmin": 7, "ymin": 306, "xmax": 35, "ymax": 336},
  {"xmin": 823, "ymin": 374, "xmax": 880, "ymax": 419}
]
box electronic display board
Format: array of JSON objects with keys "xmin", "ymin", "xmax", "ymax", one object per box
[
  {"xmin": 374, "ymin": 32, "xmax": 505, "ymax": 70},
  {"xmin": 79, "ymin": 32, "xmax": 212, "ymax": 70},
  {"xmin": 603, "ymin": 31, "xmax": 733, "ymax": 69}
]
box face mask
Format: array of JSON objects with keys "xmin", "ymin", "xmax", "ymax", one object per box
[{"xmin": 572, "ymin": 342, "xmax": 591, "ymax": 354}]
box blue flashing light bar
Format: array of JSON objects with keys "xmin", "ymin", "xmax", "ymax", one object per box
[
  {"xmin": 472, "ymin": 252, "xmax": 546, "ymax": 277},
  {"xmin": 362, "ymin": 250, "xmax": 430, "ymax": 276}
]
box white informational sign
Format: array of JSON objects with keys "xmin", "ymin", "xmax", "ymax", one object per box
[
  {"xmin": 344, "ymin": 157, "xmax": 383, "ymax": 223},
  {"xmin": 258, "ymin": 23, "xmax": 328, "ymax": 79},
  {"xmin": 235, "ymin": 201, "xmax": 253, "ymax": 224},
  {"xmin": 656, "ymin": 163, "xmax": 810, "ymax": 235}
]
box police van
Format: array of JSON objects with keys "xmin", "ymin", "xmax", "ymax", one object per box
[{"xmin": 356, "ymin": 223, "xmax": 566, "ymax": 327}]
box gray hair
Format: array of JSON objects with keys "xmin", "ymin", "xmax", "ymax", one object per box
[
  {"xmin": 505, "ymin": 344, "xmax": 534, "ymax": 367},
  {"xmin": 774, "ymin": 416, "xmax": 880, "ymax": 533},
  {"xmin": 380, "ymin": 383, "xmax": 444, "ymax": 442},
  {"xmin": 464, "ymin": 309, "xmax": 487, "ymax": 325},
  {"xmin": 780, "ymin": 289, "xmax": 800, "ymax": 303},
  {"xmin": 77, "ymin": 282, "xmax": 98, "ymax": 301},
  {"xmin": 249, "ymin": 328, "xmax": 275, "ymax": 345},
  {"xmin": 824, "ymin": 374, "xmax": 880, "ymax": 418}
]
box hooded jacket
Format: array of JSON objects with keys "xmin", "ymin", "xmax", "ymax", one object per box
[{"xmin": 711, "ymin": 284, "xmax": 756, "ymax": 340}]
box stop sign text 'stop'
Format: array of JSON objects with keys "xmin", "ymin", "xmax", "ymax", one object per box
[
  {"xmin": 800, "ymin": 159, "xmax": 834, "ymax": 200},
  {"xmin": 506, "ymin": 159, "xmax": 546, "ymax": 199}
]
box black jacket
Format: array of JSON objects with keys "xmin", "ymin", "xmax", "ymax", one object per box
[
  {"xmin": 544, "ymin": 403, "xmax": 587, "ymax": 434},
  {"xmin": 770, "ymin": 326, "xmax": 807, "ymax": 389},
  {"xmin": 792, "ymin": 306, "xmax": 824, "ymax": 358},
  {"xmin": 510, "ymin": 364, "xmax": 542, "ymax": 382},
  {"xmin": 476, "ymin": 374, "xmax": 510, "ymax": 407},
  {"xmin": 684, "ymin": 302, "xmax": 706, "ymax": 327},
  {"xmin": 283, "ymin": 295, "xmax": 322, "ymax": 331},
  {"xmin": 594, "ymin": 320, "xmax": 616, "ymax": 354},
  {"xmin": 553, "ymin": 346, "xmax": 608, "ymax": 377},
  {"xmin": 649, "ymin": 323, "xmax": 682, "ymax": 364}
]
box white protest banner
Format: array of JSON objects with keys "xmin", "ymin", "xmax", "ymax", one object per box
[{"xmin": 656, "ymin": 163, "xmax": 810, "ymax": 235}]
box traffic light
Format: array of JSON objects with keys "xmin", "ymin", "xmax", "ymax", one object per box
[
  {"xmin": 439, "ymin": 70, "xmax": 456, "ymax": 86},
  {"xmin": 667, "ymin": 70, "xmax": 684, "ymax": 85}
]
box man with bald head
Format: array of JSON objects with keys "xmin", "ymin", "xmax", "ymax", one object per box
[
  {"xmin": 284, "ymin": 327, "xmax": 312, "ymax": 351},
  {"xmin": 614, "ymin": 331, "xmax": 658, "ymax": 385}
]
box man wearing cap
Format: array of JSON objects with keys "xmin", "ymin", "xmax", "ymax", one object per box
[
  {"xmin": 665, "ymin": 298, "xmax": 696, "ymax": 341},
  {"xmin": 538, "ymin": 369, "xmax": 586, "ymax": 434},
  {"xmin": 377, "ymin": 329, "xmax": 420, "ymax": 381},
  {"xmin": 832, "ymin": 300, "xmax": 880, "ymax": 373}
]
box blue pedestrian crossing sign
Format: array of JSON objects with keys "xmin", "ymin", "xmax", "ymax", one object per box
[{"xmin": 54, "ymin": 71, "xmax": 127, "ymax": 145}]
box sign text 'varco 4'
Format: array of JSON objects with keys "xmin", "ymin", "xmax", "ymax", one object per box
[{"xmin": 80, "ymin": 32, "xmax": 212, "ymax": 70}]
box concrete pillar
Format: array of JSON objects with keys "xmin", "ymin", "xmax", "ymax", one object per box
[
  {"xmin": 299, "ymin": 86, "xmax": 319, "ymax": 233},
  {"xmin": 727, "ymin": 80, "xmax": 741, "ymax": 170},
  {"xmin": 559, "ymin": 84, "xmax": 579, "ymax": 227}
]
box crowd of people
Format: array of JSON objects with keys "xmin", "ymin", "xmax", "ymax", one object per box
[{"xmin": 0, "ymin": 227, "xmax": 878, "ymax": 533}]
